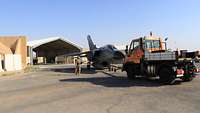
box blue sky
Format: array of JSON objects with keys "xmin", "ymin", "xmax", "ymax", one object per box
[{"xmin": 0, "ymin": 0, "xmax": 199, "ymax": 50}]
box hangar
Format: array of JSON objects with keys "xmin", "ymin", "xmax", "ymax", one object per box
[{"xmin": 28, "ymin": 37, "xmax": 81, "ymax": 64}]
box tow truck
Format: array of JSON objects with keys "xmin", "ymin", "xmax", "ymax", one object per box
[{"xmin": 123, "ymin": 33, "xmax": 200, "ymax": 84}]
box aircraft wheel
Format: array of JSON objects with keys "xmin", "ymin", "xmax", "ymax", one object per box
[{"xmin": 87, "ymin": 62, "xmax": 91, "ymax": 69}]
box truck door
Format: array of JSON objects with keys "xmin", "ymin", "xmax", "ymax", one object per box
[{"xmin": 127, "ymin": 39, "xmax": 144, "ymax": 64}]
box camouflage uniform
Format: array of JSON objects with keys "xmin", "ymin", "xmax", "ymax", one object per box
[{"xmin": 75, "ymin": 57, "xmax": 81, "ymax": 75}]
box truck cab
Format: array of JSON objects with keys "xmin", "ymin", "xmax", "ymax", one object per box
[{"xmin": 125, "ymin": 36, "xmax": 166, "ymax": 64}]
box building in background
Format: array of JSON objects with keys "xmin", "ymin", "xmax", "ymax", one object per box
[
  {"xmin": 27, "ymin": 37, "xmax": 81, "ymax": 64},
  {"xmin": 0, "ymin": 36, "xmax": 27, "ymax": 72},
  {"xmin": 56, "ymin": 48, "xmax": 89, "ymax": 64}
]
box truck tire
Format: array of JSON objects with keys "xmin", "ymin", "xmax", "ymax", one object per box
[
  {"xmin": 126, "ymin": 67, "xmax": 135, "ymax": 80},
  {"xmin": 159, "ymin": 67, "xmax": 176, "ymax": 84}
]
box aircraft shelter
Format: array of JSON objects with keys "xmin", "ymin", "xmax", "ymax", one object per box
[{"xmin": 27, "ymin": 37, "xmax": 81, "ymax": 64}]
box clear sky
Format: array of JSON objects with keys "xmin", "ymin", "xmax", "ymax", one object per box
[{"xmin": 0, "ymin": 0, "xmax": 199, "ymax": 50}]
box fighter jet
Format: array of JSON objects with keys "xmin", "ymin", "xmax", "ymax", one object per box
[{"xmin": 66, "ymin": 35, "xmax": 125, "ymax": 69}]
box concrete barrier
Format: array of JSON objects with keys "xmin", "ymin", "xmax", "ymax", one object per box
[
  {"xmin": 14, "ymin": 55, "xmax": 22, "ymax": 70},
  {"xmin": 4, "ymin": 54, "xmax": 22, "ymax": 71}
]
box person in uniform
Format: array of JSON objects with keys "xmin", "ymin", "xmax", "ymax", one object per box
[{"xmin": 75, "ymin": 57, "xmax": 81, "ymax": 75}]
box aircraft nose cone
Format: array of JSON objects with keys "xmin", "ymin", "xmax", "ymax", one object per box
[{"xmin": 114, "ymin": 51, "xmax": 125, "ymax": 59}]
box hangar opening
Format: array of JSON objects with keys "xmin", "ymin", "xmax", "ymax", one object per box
[{"xmin": 28, "ymin": 37, "xmax": 81, "ymax": 64}]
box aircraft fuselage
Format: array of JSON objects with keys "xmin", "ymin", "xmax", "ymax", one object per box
[{"xmin": 88, "ymin": 45, "xmax": 124, "ymax": 69}]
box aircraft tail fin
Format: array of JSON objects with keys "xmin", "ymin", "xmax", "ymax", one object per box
[{"xmin": 87, "ymin": 35, "xmax": 97, "ymax": 50}]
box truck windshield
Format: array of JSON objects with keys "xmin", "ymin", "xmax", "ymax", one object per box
[{"xmin": 145, "ymin": 40, "xmax": 160, "ymax": 48}]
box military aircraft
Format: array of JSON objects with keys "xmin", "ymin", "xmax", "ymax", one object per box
[{"xmin": 65, "ymin": 35, "xmax": 125, "ymax": 69}]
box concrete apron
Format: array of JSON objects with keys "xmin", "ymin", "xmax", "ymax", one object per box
[{"xmin": 0, "ymin": 70, "xmax": 22, "ymax": 77}]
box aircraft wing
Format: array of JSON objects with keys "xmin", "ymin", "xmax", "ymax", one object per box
[{"xmin": 61, "ymin": 51, "xmax": 91, "ymax": 57}]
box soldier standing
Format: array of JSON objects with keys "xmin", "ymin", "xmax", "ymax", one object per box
[{"xmin": 75, "ymin": 57, "xmax": 81, "ymax": 75}]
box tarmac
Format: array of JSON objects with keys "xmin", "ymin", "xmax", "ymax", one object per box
[{"xmin": 0, "ymin": 64, "xmax": 200, "ymax": 113}]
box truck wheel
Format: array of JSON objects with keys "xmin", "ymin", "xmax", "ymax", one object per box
[
  {"xmin": 159, "ymin": 67, "xmax": 176, "ymax": 84},
  {"xmin": 126, "ymin": 67, "xmax": 135, "ymax": 80}
]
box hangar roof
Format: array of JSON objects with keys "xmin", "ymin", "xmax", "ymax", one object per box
[
  {"xmin": 27, "ymin": 37, "xmax": 81, "ymax": 49},
  {"xmin": 27, "ymin": 37, "xmax": 82, "ymax": 57}
]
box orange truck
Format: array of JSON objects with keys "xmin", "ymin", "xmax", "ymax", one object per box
[{"xmin": 122, "ymin": 33, "xmax": 200, "ymax": 84}]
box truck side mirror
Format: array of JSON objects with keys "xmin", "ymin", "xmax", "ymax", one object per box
[{"xmin": 125, "ymin": 45, "xmax": 128, "ymax": 55}]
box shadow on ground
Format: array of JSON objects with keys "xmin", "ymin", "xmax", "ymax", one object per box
[
  {"xmin": 51, "ymin": 67, "xmax": 97, "ymax": 74},
  {"xmin": 60, "ymin": 71, "xmax": 182, "ymax": 87}
]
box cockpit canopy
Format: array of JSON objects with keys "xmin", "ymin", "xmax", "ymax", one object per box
[{"xmin": 107, "ymin": 45, "xmax": 117, "ymax": 50}]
